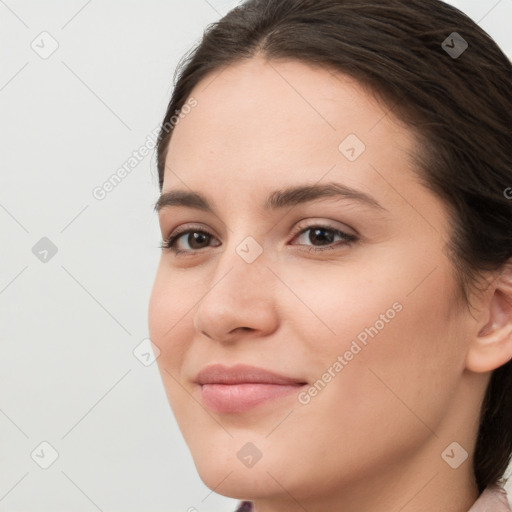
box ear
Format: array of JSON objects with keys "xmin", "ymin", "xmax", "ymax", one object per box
[{"xmin": 466, "ymin": 263, "xmax": 512, "ymax": 373}]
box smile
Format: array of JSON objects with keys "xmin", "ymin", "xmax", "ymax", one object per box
[{"xmin": 195, "ymin": 363, "xmax": 308, "ymax": 413}]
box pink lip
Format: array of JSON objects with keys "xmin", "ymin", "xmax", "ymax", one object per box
[{"xmin": 195, "ymin": 364, "xmax": 307, "ymax": 414}]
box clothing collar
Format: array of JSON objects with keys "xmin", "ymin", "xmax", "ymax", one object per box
[{"xmin": 468, "ymin": 485, "xmax": 511, "ymax": 511}]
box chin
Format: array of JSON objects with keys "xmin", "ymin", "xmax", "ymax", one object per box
[
  {"xmin": 195, "ymin": 461, "xmax": 283, "ymax": 500},
  {"xmin": 189, "ymin": 444, "xmax": 291, "ymax": 499}
]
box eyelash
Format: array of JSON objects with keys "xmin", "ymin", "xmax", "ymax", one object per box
[{"xmin": 159, "ymin": 223, "xmax": 358, "ymax": 255}]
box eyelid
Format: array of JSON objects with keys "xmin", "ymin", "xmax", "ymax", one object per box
[
  {"xmin": 290, "ymin": 218, "xmax": 357, "ymax": 239},
  {"xmin": 160, "ymin": 219, "xmax": 357, "ymax": 254},
  {"xmin": 160, "ymin": 223, "xmax": 218, "ymax": 253},
  {"xmin": 166, "ymin": 223, "xmax": 214, "ymax": 239}
]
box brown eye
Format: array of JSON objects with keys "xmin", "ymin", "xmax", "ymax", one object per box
[
  {"xmin": 160, "ymin": 229, "xmax": 220, "ymax": 253},
  {"xmin": 291, "ymin": 225, "xmax": 358, "ymax": 251}
]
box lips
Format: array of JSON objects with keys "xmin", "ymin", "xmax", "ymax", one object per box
[{"xmin": 195, "ymin": 363, "xmax": 307, "ymax": 413}]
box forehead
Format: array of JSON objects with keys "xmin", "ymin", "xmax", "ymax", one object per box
[
  {"xmin": 163, "ymin": 56, "xmax": 421, "ymax": 209},
  {"xmin": 168, "ymin": 56, "xmax": 408, "ymax": 154}
]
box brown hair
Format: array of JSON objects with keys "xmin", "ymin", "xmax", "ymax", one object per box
[{"xmin": 155, "ymin": 0, "xmax": 512, "ymax": 493}]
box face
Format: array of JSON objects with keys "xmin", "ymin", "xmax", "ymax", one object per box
[{"xmin": 148, "ymin": 56, "xmax": 476, "ymax": 507}]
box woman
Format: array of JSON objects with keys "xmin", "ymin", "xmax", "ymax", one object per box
[{"xmin": 148, "ymin": 0, "xmax": 512, "ymax": 510}]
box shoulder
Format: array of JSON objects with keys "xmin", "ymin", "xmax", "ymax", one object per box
[{"xmin": 468, "ymin": 485, "xmax": 511, "ymax": 512}]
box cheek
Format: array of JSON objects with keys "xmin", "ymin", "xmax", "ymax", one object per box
[
  {"xmin": 273, "ymin": 257, "xmax": 410, "ymax": 359},
  {"xmin": 267, "ymin": 266, "xmax": 463, "ymax": 480},
  {"xmin": 148, "ymin": 270, "xmax": 198, "ymax": 429},
  {"xmin": 148, "ymin": 267, "xmax": 192, "ymax": 371},
  {"xmin": 279, "ymin": 251, "xmax": 463, "ymax": 415},
  {"xmin": 343, "ymin": 268, "xmax": 462, "ymax": 423}
]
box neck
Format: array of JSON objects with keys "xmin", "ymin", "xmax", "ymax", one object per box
[{"xmin": 251, "ymin": 449, "xmax": 479, "ymax": 512}]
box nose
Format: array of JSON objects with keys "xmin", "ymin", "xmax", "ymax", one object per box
[{"xmin": 193, "ymin": 243, "xmax": 279, "ymax": 343}]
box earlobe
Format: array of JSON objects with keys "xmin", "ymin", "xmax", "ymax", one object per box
[{"xmin": 466, "ymin": 271, "xmax": 512, "ymax": 373}]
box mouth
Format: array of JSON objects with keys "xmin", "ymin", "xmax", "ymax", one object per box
[{"xmin": 194, "ymin": 363, "xmax": 308, "ymax": 414}]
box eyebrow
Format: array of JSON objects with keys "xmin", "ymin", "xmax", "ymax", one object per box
[{"xmin": 154, "ymin": 182, "xmax": 387, "ymax": 214}]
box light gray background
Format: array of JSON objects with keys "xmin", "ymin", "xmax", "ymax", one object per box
[{"xmin": 1, "ymin": 1, "xmax": 511, "ymax": 511}]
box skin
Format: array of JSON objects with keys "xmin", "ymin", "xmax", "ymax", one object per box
[{"xmin": 148, "ymin": 55, "xmax": 512, "ymax": 512}]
